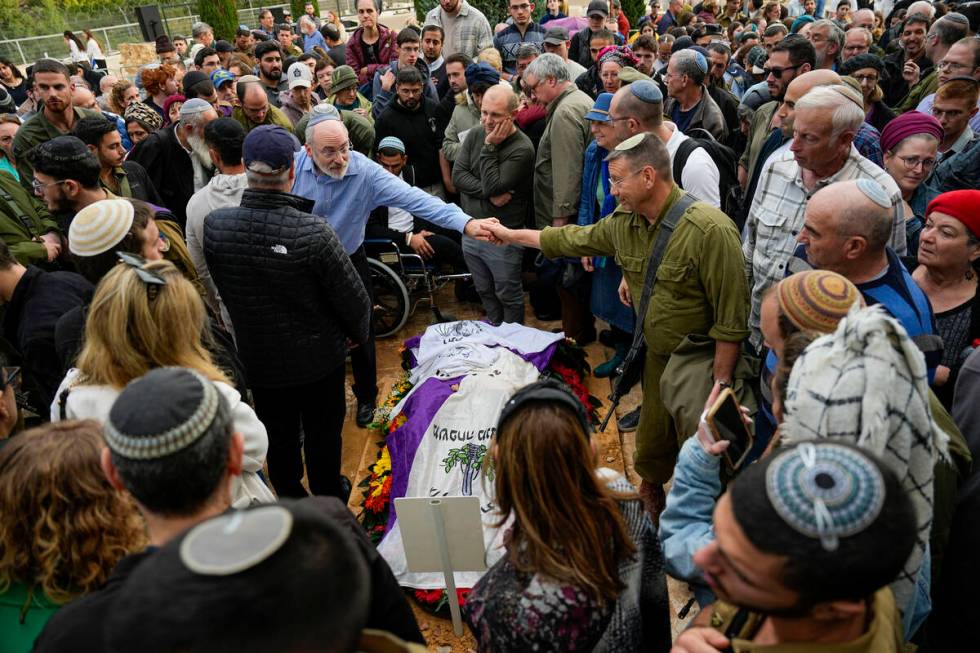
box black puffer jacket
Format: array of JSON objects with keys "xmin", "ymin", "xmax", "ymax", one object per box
[{"xmin": 203, "ymin": 189, "xmax": 370, "ymax": 388}]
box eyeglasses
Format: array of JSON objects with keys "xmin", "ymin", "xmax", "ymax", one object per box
[
  {"xmin": 937, "ymin": 60, "xmax": 973, "ymax": 72},
  {"xmin": 509, "ymin": 2, "xmax": 531, "ymax": 9},
  {"xmin": 894, "ymin": 155, "xmax": 936, "ymax": 172},
  {"xmin": 609, "ymin": 168, "xmax": 645, "ymax": 188},
  {"xmin": 318, "ymin": 141, "xmax": 352, "ymax": 159},
  {"xmin": 31, "ymin": 178, "xmax": 66, "ymax": 195},
  {"xmin": 764, "ymin": 64, "xmax": 802, "ymax": 78},
  {"xmin": 852, "ymin": 74, "xmax": 879, "ymax": 84}
]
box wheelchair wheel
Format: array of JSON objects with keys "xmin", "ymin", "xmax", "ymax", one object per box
[{"xmin": 369, "ymin": 257, "xmax": 410, "ymax": 338}]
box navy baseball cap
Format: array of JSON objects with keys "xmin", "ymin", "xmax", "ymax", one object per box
[{"xmin": 243, "ymin": 125, "xmax": 300, "ymax": 172}]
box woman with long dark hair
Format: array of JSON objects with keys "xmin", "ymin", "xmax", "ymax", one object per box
[
  {"xmin": 83, "ymin": 29, "xmax": 106, "ymax": 70},
  {"xmin": 0, "ymin": 57, "xmax": 27, "ymax": 106},
  {"xmin": 64, "ymin": 31, "xmax": 87, "ymax": 63},
  {"xmin": 464, "ymin": 381, "xmax": 671, "ymax": 652}
]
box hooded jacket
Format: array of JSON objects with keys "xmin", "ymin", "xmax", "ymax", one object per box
[
  {"xmin": 374, "ymin": 97, "xmax": 445, "ymax": 188},
  {"xmin": 185, "ymin": 173, "xmax": 248, "ymax": 323}
]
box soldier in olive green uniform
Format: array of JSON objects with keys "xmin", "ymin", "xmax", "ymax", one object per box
[{"xmin": 487, "ymin": 133, "xmax": 749, "ymax": 511}]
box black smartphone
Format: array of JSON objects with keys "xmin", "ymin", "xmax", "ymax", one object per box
[{"xmin": 706, "ymin": 388, "xmax": 754, "ymax": 471}]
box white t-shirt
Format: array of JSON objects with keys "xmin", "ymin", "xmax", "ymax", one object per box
[{"xmin": 663, "ymin": 123, "xmax": 721, "ymax": 208}]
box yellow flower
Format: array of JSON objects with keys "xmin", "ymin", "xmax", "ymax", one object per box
[{"xmin": 372, "ymin": 447, "xmax": 391, "ymax": 476}]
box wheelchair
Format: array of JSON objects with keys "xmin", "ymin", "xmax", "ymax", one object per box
[{"xmin": 364, "ymin": 238, "xmax": 472, "ymax": 338}]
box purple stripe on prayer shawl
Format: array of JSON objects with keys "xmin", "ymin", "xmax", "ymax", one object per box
[
  {"xmin": 382, "ymin": 337, "xmax": 560, "ymax": 536},
  {"xmin": 384, "ymin": 375, "xmax": 463, "ymax": 534}
]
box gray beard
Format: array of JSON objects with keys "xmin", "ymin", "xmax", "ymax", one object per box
[{"xmin": 187, "ymin": 133, "xmax": 215, "ymax": 171}]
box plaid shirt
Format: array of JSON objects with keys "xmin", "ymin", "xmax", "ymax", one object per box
[
  {"xmin": 493, "ymin": 22, "xmax": 546, "ymax": 74},
  {"xmin": 853, "ymin": 121, "xmax": 883, "ymax": 168},
  {"xmin": 425, "ymin": 1, "xmax": 494, "ymax": 60},
  {"xmin": 743, "ymin": 146, "xmax": 907, "ymax": 347}
]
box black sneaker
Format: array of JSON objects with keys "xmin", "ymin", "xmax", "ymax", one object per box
[
  {"xmin": 339, "ymin": 475, "xmax": 352, "ymax": 503},
  {"xmin": 356, "ymin": 401, "xmax": 375, "ymax": 428},
  {"xmin": 617, "ymin": 406, "xmax": 641, "ymax": 432}
]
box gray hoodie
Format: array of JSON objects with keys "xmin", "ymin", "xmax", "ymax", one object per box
[{"xmin": 185, "ymin": 173, "xmax": 248, "ymax": 332}]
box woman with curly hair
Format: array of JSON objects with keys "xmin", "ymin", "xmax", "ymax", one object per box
[
  {"xmin": 139, "ymin": 64, "xmax": 179, "ymax": 119},
  {"xmin": 107, "ymin": 79, "xmax": 140, "ymax": 116},
  {"xmin": 0, "ymin": 420, "xmax": 146, "ymax": 652},
  {"xmin": 51, "ymin": 257, "xmax": 274, "ymax": 508}
]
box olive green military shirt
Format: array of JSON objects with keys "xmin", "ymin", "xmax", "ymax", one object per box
[
  {"xmin": 11, "ymin": 106, "xmax": 103, "ymax": 191},
  {"xmin": 540, "ymin": 185, "xmax": 750, "ymax": 356},
  {"xmin": 232, "ymin": 104, "xmax": 296, "ymax": 134},
  {"xmin": 705, "ymin": 588, "xmax": 902, "ymax": 652},
  {"xmin": 0, "ymin": 172, "xmax": 62, "ymax": 266}
]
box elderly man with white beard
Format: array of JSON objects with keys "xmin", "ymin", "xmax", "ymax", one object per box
[
  {"xmin": 129, "ymin": 97, "xmax": 218, "ymax": 228},
  {"xmin": 291, "ymin": 112, "xmax": 500, "ymax": 429}
]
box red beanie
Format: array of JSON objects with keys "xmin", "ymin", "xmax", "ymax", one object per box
[{"xmin": 926, "ymin": 190, "xmax": 980, "ymax": 238}]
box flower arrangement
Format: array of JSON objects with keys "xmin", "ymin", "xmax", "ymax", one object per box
[{"xmin": 412, "ymin": 588, "xmax": 471, "ymax": 616}]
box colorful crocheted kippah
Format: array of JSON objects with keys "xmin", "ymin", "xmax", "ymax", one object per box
[
  {"xmin": 777, "ymin": 270, "xmax": 863, "ymax": 335},
  {"xmin": 765, "ymin": 442, "xmax": 885, "ymax": 551}
]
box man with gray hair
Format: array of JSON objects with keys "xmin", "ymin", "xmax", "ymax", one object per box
[
  {"xmin": 292, "ymin": 113, "xmax": 500, "ymax": 427},
  {"xmin": 842, "ymin": 26, "xmax": 872, "ymax": 62},
  {"xmin": 129, "ymin": 97, "xmax": 218, "ymax": 226},
  {"xmin": 522, "ymin": 52, "xmax": 595, "ymax": 342},
  {"xmin": 743, "ymin": 85, "xmax": 906, "ymax": 348},
  {"xmin": 806, "ymin": 19, "xmax": 844, "ymax": 70},
  {"xmin": 204, "ymin": 124, "xmax": 371, "ymax": 501},
  {"xmin": 191, "ymin": 21, "xmax": 214, "ymax": 48},
  {"xmin": 663, "ymin": 49, "xmax": 727, "ymax": 141},
  {"xmin": 299, "ymin": 14, "xmax": 328, "ymax": 54},
  {"xmin": 485, "ymin": 132, "xmax": 749, "ymax": 522}
]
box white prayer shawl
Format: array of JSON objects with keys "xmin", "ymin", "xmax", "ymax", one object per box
[{"xmin": 782, "ymin": 305, "xmax": 948, "ymax": 619}]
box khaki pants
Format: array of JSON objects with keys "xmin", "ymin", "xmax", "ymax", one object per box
[{"xmin": 633, "ymin": 350, "xmax": 680, "ymax": 485}]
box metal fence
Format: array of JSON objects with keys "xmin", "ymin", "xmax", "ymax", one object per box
[{"xmin": 0, "ymin": 0, "xmax": 411, "ymax": 68}]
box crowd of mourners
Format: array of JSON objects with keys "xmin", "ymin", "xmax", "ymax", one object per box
[{"xmin": 1, "ymin": 0, "xmax": 979, "ymax": 650}]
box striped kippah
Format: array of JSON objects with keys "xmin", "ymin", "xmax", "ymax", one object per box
[
  {"xmin": 777, "ymin": 270, "xmax": 863, "ymax": 335},
  {"xmin": 766, "ymin": 442, "xmax": 885, "ymax": 552},
  {"xmin": 105, "ymin": 367, "xmax": 221, "ymax": 460},
  {"xmin": 69, "ymin": 199, "xmax": 135, "ymax": 257}
]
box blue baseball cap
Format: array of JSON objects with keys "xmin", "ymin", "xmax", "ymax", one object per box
[
  {"xmin": 243, "ymin": 125, "xmax": 300, "ymax": 172},
  {"xmin": 211, "ymin": 69, "xmax": 235, "ymax": 89},
  {"xmin": 585, "ymin": 92, "xmax": 614, "ymax": 122}
]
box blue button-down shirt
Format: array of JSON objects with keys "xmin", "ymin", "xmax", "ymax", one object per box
[
  {"xmin": 303, "ymin": 29, "xmax": 327, "ymax": 54},
  {"xmin": 291, "ymin": 148, "xmax": 471, "ymax": 254}
]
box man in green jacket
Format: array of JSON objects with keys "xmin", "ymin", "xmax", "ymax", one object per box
[
  {"xmin": 523, "ymin": 53, "xmax": 596, "ymax": 341},
  {"xmin": 0, "ymin": 173, "xmax": 63, "ymax": 267},
  {"xmin": 11, "ymin": 58, "xmax": 101, "ymax": 191},
  {"xmin": 232, "ymin": 77, "xmax": 296, "ymax": 134},
  {"xmin": 486, "ymin": 133, "xmax": 750, "ymax": 519}
]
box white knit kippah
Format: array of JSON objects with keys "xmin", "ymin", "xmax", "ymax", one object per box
[{"xmin": 69, "ymin": 199, "xmax": 135, "ymax": 257}]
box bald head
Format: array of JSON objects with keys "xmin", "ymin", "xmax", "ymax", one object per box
[
  {"xmin": 810, "ymin": 180, "xmax": 893, "ymax": 252},
  {"xmin": 851, "ymin": 8, "xmax": 875, "ymax": 31},
  {"xmin": 71, "ymin": 86, "xmax": 97, "ymax": 109},
  {"xmin": 777, "ymin": 69, "xmax": 842, "ymax": 138},
  {"xmin": 306, "ymin": 119, "xmax": 351, "ymax": 179},
  {"xmin": 99, "ymin": 74, "xmax": 118, "ymax": 94},
  {"xmin": 482, "ymin": 84, "xmax": 518, "ymax": 112}
]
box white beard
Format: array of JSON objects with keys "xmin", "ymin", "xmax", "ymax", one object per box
[
  {"xmin": 324, "ymin": 160, "xmax": 349, "ymax": 179},
  {"xmin": 187, "ymin": 133, "xmax": 215, "ymax": 171}
]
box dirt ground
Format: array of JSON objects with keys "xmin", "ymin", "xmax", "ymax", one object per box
[{"xmin": 338, "ymin": 286, "xmax": 694, "ymax": 651}]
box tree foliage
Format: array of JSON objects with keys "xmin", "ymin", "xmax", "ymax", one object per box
[
  {"xmin": 198, "ymin": 0, "xmax": 238, "ymax": 41},
  {"xmin": 291, "ymin": 0, "xmax": 316, "ymax": 20},
  {"xmin": 621, "ymin": 0, "xmax": 647, "ymax": 28}
]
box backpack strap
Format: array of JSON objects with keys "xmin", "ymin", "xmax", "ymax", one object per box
[{"xmin": 672, "ymin": 138, "xmax": 701, "ymax": 190}]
